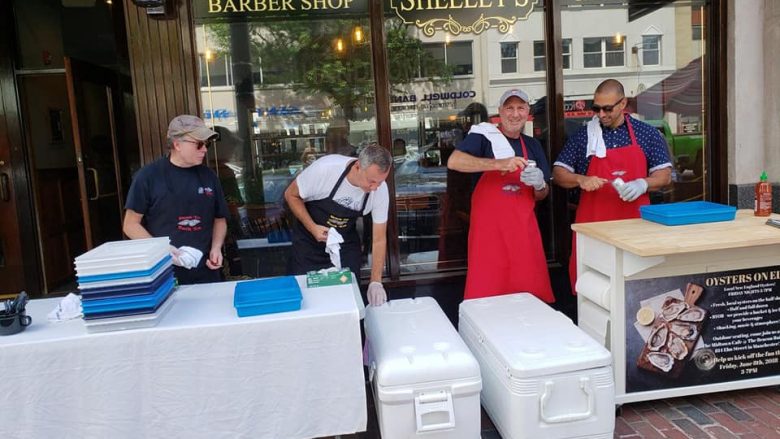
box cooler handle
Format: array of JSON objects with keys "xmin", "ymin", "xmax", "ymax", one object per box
[
  {"xmin": 540, "ymin": 377, "xmax": 594, "ymax": 424},
  {"xmin": 414, "ymin": 390, "xmax": 455, "ymax": 432}
]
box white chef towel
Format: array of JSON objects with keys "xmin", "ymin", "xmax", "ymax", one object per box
[
  {"xmin": 468, "ymin": 122, "xmax": 515, "ymax": 159},
  {"xmin": 586, "ymin": 115, "xmax": 607, "ymax": 158},
  {"xmin": 172, "ymin": 246, "xmax": 203, "ymax": 269},
  {"xmin": 47, "ymin": 293, "xmax": 83, "ymax": 322},
  {"xmin": 326, "ymin": 227, "xmax": 344, "ymax": 269}
]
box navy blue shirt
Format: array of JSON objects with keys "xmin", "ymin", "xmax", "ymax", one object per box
[
  {"xmin": 456, "ymin": 132, "xmax": 552, "ymax": 187},
  {"xmin": 125, "ymin": 157, "xmax": 229, "ymax": 264},
  {"xmin": 554, "ymin": 115, "xmax": 672, "ymax": 175}
]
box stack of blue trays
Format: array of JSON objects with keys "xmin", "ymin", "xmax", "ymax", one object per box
[{"xmin": 75, "ymin": 237, "xmax": 177, "ymax": 333}]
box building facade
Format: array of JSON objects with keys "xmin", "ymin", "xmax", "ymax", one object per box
[{"xmin": 0, "ymin": 0, "xmax": 774, "ymax": 304}]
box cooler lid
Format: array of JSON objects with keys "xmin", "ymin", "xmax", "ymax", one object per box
[
  {"xmin": 365, "ymin": 297, "xmax": 481, "ymax": 388},
  {"xmin": 459, "ymin": 294, "xmax": 612, "ymax": 378}
]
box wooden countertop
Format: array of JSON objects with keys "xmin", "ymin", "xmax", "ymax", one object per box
[{"xmin": 571, "ymin": 210, "xmax": 780, "ymax": 257}]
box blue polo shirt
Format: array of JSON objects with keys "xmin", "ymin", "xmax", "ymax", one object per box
[{"xmin": 554, "ymin": 115, "xmax": 672, "ymax": 175}]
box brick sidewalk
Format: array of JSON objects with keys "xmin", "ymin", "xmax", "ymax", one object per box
[
  {"xmin": 344, "ymin": 385, "xmax": 780, "ymax": 438},
  {"xmin": 614, "ymin": 386, "xmax": 780, "ymax": 439}
]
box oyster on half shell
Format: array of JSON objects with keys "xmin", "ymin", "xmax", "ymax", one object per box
[
  {"xmin": 669, "ymin": 321, "xmax": 699, "ymax": 341},
  {"xmin": 648, "ymin": 324, "xmax": 669, "ymax": 351},
  {"xmin": 661, "ymin": 297, "xmax": 688, "ymax": 321},
  {"xmin": 678, "ymin": 306, "xmax": 706, "ymax": 322},
  {"xmin": 667, "ymin": 334, "xmax": 689, "ymax": 360},
  {"xmin": 647, "ymin": 352, "xmax": 675, "ymax": 372}
]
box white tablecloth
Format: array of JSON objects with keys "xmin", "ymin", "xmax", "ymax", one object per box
[{"xmin": 0, "ymin": 277, "xmax": 367, "ymax": 439}]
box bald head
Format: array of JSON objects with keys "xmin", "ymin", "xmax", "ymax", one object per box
[{"xmin": 595, "ymin": 79, "xmax": 625, "ymax": 98}]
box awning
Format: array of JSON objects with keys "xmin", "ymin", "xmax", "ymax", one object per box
[{"xmin": 635, "ymin": 57, "xmax": 704, "ymax": 118}]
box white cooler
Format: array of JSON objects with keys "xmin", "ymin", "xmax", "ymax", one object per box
[
  {"xmin": 459, "ymin": 293, "xmax": 615, "ymax": 439},
  {"xmin": 365, "ymin": 297, "xmax": 482, "ymax": 439}
]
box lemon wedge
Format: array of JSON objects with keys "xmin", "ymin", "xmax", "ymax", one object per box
[{"xmin": 636, "ymin": 307, "xmax": 656, "ymax": 326}]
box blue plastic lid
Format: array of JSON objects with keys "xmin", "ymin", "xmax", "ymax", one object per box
[{"xmin": 234, "ymin": 276, "xmax": 302, "ymax": 307}]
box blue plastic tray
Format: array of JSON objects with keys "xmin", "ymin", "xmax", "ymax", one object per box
[
  {"xmin": 80, "ymin": 266, "xmax": 175, "ymax": 299},
  {"xmin": 82, "ymin": 275, "xmax": 175, "ymax": 316},
  {"xmin": 233, "ymin": 276, "xmax": 302, "ymax": 318},
  {"xmin": 640, "ymin": 201, "xmax": 737, "ymax": 226},
  {"xmin": 82, "ymin": 290, "xmax": 175, "ymax": 321}
]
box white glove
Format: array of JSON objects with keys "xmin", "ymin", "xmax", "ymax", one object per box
[
  {"xmin": 367, "ymin": 281, "xmax": 387, "ymax": 306},
  {"xmin": 170, "ymin": 246, "xmax": 203, "ymax": 269},
  {"xmin": 618, "ymin": 178, "xmax": 649, "ymax": 202},
  {"xmin": 520, "ymin": 166, "xmax": 546, "ymax": 191}
]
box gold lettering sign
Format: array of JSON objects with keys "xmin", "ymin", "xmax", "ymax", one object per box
[
  {"xmin": 391, "ymin": 0, "xmax": 537, "ymax": 35},
  {"xmin": 197, "ymin": 0, "xmax": 366, "ymax": 20}
]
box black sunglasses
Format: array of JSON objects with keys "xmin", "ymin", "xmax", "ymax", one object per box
[
  {"xmin": 591, "ymin": 97, "xmax": 624, "ymax": 113},
  {"xmin": 180, "ymin": 139, "xmax": 209, "ymax": 149}
]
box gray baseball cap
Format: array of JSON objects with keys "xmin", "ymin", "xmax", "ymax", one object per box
[
  {"xmin": 498, "ymin": 89, "xmax": 530, "ymax": 108},
  {"xmin": 167, "ymin": 115, "xmax": 217, "ymax": 141}
]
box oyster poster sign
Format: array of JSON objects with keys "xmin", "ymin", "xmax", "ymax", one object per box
[
  {"xmin": 390, "ymin": 0, "xmax": 538, "ymax": 36},
  {"xmin": 625, "ymin": 266, "xmax": 780, "ymax": 393}
]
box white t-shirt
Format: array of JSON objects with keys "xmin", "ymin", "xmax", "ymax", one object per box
[{"xmin": 296, "ymin": 154, "xmax": 389, "ymax": 224}]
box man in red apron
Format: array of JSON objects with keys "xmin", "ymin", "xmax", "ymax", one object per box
[
  {"xmin": 552, "ymin": 79, "xmax": 673, "ymax": 294},
  {"xmin": 447, "ymin": 89, "xmax": 555, "ymax": 303}
]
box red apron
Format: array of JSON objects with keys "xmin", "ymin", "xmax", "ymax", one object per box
[
  {"xmin": 464, "ymin": 136, "xmax": 554, "ymax": 303},
  {"xmin": 569, "ymin": 116, "xmax": 650, "ymax": 293}
]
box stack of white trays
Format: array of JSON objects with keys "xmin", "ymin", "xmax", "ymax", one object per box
[{"xmin": 75, "ymin": 237, "xmax": 176, "ymax": 333}]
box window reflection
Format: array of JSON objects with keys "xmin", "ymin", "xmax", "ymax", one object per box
[
  {"xmin": 388, "ymin": 9, "xmax": 550, "ymax": 273},
  {"xmin": 561, "ymin": 1, "xmax": 709, "ymax": 210},
  {"xmin": 194, "ymin": 18, "xmax": 377, "ymax": 278}
]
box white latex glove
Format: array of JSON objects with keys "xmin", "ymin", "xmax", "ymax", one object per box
[
  {"xmin": 367, "ymin": 281, "xmax": 387, "ymax": 306},
  {"xmin": 520, "ymin": 166, "xmax": 546, "ymax": 191},
  {"xmin": 618, "ymin": 178, "xmax": 649, "ymax": 202}
]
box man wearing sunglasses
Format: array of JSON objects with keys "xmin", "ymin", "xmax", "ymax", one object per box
[
  {"xmin": 123, "ymin": 115, "xmax": 229, "ymax": 285},
  {"xmin": 552, "ymin": 79, "xmax": 672, "ymax": 293}
]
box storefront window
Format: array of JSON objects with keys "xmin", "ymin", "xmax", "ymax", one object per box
[
  {"xmin": 193, "ymin": 15, "xmax": 377, "ymax": 278},
  {"xmin": 388, "ymin": 5, "xmax": 550, "ymax": 274},
  {"xmin": 561, "ymin": 0, "xmax": 710, "ymax": 209}
]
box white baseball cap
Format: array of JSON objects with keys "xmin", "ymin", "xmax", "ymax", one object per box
[{"xmin": 498, "ymin": 89, "xmax": 530, "ymax": 107}]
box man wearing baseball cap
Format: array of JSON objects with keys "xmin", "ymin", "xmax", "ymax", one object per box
[
  {"xmin": 123, "ymin": 115, "xmax": 229, "ymax": 285},
  {"xmin": 447, "ymin": 90, "xmax": 554, "ymax": 303}
]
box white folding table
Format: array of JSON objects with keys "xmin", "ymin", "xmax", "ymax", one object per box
[{"xmin": 0, "ymin": 276, "xmax": 366, "ymax": 439}]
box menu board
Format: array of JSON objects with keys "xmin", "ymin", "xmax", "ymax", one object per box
[{"xmin": 625, "ymin": 266, "xmax": 780, "ymax": 393}]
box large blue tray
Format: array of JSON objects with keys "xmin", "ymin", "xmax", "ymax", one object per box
[
  {"xmin": 80, "ymin": 266, "xmax": 175, "ymax": 299},
  {"xmin": 640, "ymin": 201, "xmax": 737, "ymax": 226},
  {"xmin": 82, "ymin": 275, "xmax": 175, "ymax": 316},
  {"xmin": 233, "ymin": 276, "xmax": 302, "ymax": 318}
]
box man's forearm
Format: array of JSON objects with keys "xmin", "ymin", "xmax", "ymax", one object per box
[
  {"xmin": 286, "ymin": 192, "xmax": 318, "ymax": 233},
  {"xmin": 448, "ymin": 150, "xmax": 498, "ymax": 173},
  {"xmin": 645, "ymin": 167, "xmax": 672, "ymax": 191},
  {"xmin": 370, "ymin": 238, "xmax": 386, "ymax": 283},
  {"xmin": 211, "ymin": 218, "xmax": 227, "ymax": 251},
  {"xmin": 552, "ymin": 166, "xmax": 584, "ymax": 189},
  {"xmin": 534, "ymin": 185, "xmax": 550, "ymax": 201}
]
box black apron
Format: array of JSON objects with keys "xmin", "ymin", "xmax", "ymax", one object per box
[
  {"xmin": 289, "ymin": 160, "xmax": 368, "ymax": 276},
  {"xmin": 150, "ymin": 159, "xmax": 222, "ymax": 285}
]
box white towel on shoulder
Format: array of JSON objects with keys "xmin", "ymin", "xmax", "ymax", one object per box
[
  {"xmin": 586, "ymin": 115, "xmax": 607, "ymax": 158},
  {"xmin": 468, "ymin": 122, "xmax": 515, "ymax": 159}
]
